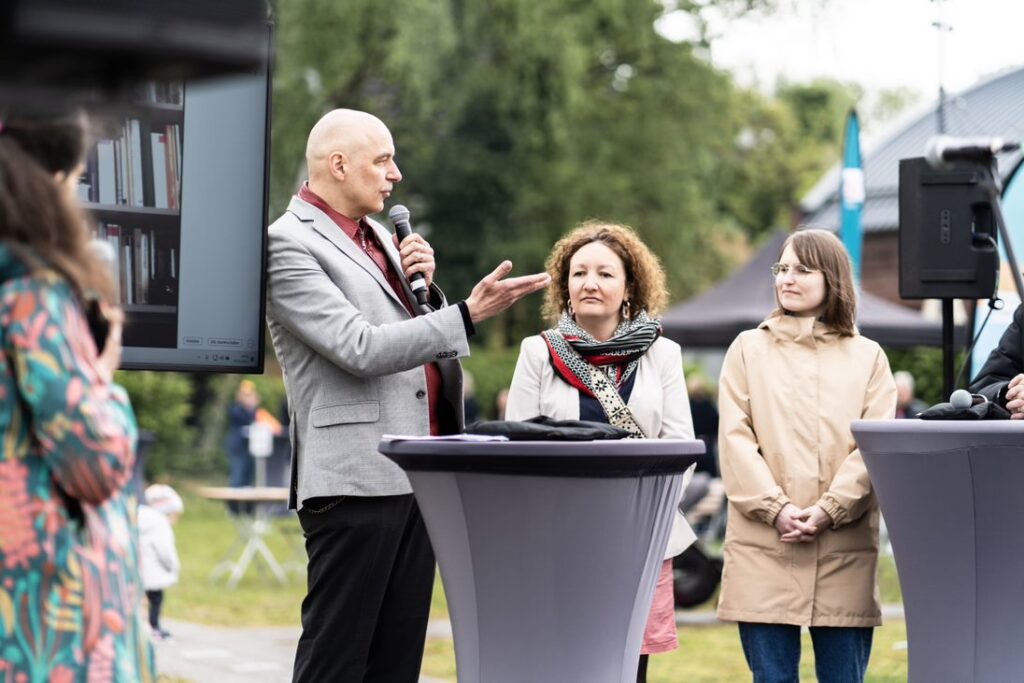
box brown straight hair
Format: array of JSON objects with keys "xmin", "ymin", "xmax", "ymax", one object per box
[
  {"xmin": 0, "ymin": 109, "xmax": 115, "ymax": 303},
  {"xmin": 770, "ymin": 228, "xmax": 857, "ymax": 337}
]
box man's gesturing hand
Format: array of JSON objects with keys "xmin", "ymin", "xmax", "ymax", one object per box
[{"xmin": 465, "ymin": 261, "xmax": 551, "ymax": 323}]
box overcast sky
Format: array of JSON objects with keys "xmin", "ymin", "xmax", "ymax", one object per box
[{"xmin": 657, "ymin": 0, "xmax": 1024, "ymax": 97}]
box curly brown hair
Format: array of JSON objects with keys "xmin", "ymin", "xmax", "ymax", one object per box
[{"xmin": 542, "ymin": 220, "xmax": 669, "ymax": 324}]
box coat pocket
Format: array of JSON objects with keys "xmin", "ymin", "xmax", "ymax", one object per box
[{"xmin": 310, "ymin": 402, "xmax": 380, "ymax": 427}]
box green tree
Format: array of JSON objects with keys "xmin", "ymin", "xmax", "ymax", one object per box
[
  {"xmin": 115, "ymin": 371, "xmax": 194, "ymax": 478},
  {"xmin": 267, "ymin": 0, "xmax": 835, "ymax": 346}
]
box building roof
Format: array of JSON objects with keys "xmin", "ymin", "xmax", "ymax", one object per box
[
  {"xmin": 661, "ymin": 232, "xmax": 952, "ymax": 348},
  {"xmin": 800, "ymin": 66, "xmax": 1024, "ymax": 234}
]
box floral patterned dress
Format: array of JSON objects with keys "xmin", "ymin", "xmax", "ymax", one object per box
[{"xmin": 0, "ymin": 246, "xmax": 154, "ymax": 682}]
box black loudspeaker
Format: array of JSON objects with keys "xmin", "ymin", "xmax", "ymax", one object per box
[
  {"xmin": 898, "ymin": 157, "xmax": 999, "ymax": 300},
  {"xmin": 0, "ymin": 0, "xmax": 268, "ymax": 87}
]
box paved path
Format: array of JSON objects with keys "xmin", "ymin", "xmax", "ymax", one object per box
[
  {"xmin": 154, "ymin": 618, "xmax": 450, "ymax": 683},
  {"xmin": 155, "ymin": 607, "xmax": 905, "ymax": 682}
]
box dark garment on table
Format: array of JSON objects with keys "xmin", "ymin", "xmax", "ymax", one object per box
[
  {"xmin": 970, "ymin": 303, "xmax": 1024, "ymax": 407},
  {"xmin": 292, "ymin": 494, "xmax": 435, "ymax": 683},
  {"xmin": 579, "ymin": 369, "xmax": 637, "ymax": 423}
]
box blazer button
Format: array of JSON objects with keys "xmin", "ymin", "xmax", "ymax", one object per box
[{"xmin": 416, "ymin": 390, "xmax": 426, "ymax": 399}]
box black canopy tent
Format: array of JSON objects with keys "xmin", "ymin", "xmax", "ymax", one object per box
[{"xmin": 661, "ymin": 232, "xmax": 951, "ymax": 349}]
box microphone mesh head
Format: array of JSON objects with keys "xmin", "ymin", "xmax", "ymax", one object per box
[
  {"xmin": 949, "ymin": 389, "xmax": 973, "ymax": 409},
  {"xmin": 388, "ymin": 204, "xmax": 410, "ymax": 223}
]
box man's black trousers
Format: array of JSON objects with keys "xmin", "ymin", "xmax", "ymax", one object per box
[{"xmin": 292, "ymin": 494, "xmax": 435, "ymax": 683}]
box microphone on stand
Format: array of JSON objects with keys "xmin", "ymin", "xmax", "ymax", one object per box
[
  {"xmin": 949, "ymin": 389, "xmax": 987, "ymax": 409},
  {"xmin": 925, "ymin": 135, "xmax": 1021, "ymax": 169},
  {"xmin": 388, "ymin": 204, "xmax": 430, "ymax": 307}
]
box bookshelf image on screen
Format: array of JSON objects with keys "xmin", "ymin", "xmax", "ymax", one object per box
[
  {"xmin": 74, "ymin": 47, "xmax": 271, "ymax": 374},
  {"xmin": 83, "ymin": 82, "xmax": 184, "ymax": 348}
]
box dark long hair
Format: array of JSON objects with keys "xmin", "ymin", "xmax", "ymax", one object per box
[{"xmin": 0, "ymin": 110, "xmax": 114, "ymax": 302}]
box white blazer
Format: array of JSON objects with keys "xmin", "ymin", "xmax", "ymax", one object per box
[{"xmin": 506, "ymin": 334, "xmax": 697, "ymax": 559}]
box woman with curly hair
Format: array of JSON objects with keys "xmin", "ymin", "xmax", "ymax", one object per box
[
  {"xmin": 506, "ymin": 220, "xmax": 696, "ymax": 682},
  {"xmin": 0, "ymin": 108, "xmax": 154, "ymax": 681}
]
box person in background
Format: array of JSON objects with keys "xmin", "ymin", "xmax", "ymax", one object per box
[
  {"xmin": 139, "ymin": 483, "xmax": 183, "ymax": 641},
  {"xmin": 716, "ymin": 229, "xmax": 897, "ymax": 683},
  {"xmin": 463, "ymin": 369, "xmax": 480, "ymax": 424},
  {"xmin": 494, "ymin": 387, "xmax": 510, "ymax": 420},
  {"xmin": 505, "ymin": 220, "xmax": 696, "ymax": 683},
  {"xmin": 686, "ymin": 375, "xmax": 720, "ymax": 476},
  {"xmin": 893, "ymin": 370, "xmax": 928, "ymax": 419},
  {"xmin": 0, "ymin": 109, "xmax": 154, "ymax": 680},
  {"xmin": 226, "ymin": 379, "xmax": 259, "ymax": 512}
]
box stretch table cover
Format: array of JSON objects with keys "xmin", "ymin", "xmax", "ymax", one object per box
[
  {"xmin": 853, "ymin": 420, "xmax": 1024, "ymax": 683},
  {"xmin": 379, "ymin": 438, "xmax": 702, "ymax": 683}
]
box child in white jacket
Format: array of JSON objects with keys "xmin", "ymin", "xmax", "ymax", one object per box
[{"xmin": 139, "ymin": 484, "xmax": 183, "ymax": 641}]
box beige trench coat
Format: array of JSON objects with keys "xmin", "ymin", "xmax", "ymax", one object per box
[{"xmin": 715, "ymin": 315, "xmax": 897, "ymax": 627}]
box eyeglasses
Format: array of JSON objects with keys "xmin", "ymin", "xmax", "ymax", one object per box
[{"xmin": 770, "ymin": 263, "xmax": 820, "ymax": 278}]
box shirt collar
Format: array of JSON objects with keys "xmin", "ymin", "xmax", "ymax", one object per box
[{"xmin": 297, "ymin": 182, "xmax": 365, "ymax": 240}]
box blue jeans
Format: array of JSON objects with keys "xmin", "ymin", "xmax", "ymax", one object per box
[{"xmin": 738, "ymin": 622, "xmax": 873, "ymax": 683}]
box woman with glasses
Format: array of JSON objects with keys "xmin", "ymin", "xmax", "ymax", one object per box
[{"xmin": 716, "ymin": 229, "xmax": 896, "ymax": 683}]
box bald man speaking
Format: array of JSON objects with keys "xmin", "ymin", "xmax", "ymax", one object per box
[{"xmin": 266, "ymin": 109, "xmax": 549, "ymax": 682}]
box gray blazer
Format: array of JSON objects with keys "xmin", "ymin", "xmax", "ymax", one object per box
[{"xmin": 266, "ymin": 196, "xmax": 469, "ymax": 508}]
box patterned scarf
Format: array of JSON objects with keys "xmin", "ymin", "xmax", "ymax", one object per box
[{"xmin": 541, "ymin": 310, "xmax": 662, "ymax": 399}]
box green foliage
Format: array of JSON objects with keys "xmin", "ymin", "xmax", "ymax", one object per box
[
  {"xmin": 885, "ymin": 346, "xmax": 966, "ymax": 407},
  {"xmin": 114, "ymin": 371, "xmax": 286, "ymax": 481},
  {"xmin": 115, "ymin": 371, "xmax": 194, "ymax": 479},
  {"xmin": 462, "ymin": 345, "xmax": 521, "ymax": 420},
  {"xmin": 268, "ymin": 0, "xmax": 864, "ymax": 347}
]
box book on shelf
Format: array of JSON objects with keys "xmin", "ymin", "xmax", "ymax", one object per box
[
  {"xmin": 81, "ymin": 118, "xmax": 181, "ymax": 210},
  {"xmin": 151, "ymin": 133, "xmax": 168, "ymax": 209},
  {"xmin": 95, "ymin": 221, "xmax": 177, "ymax": 308}
]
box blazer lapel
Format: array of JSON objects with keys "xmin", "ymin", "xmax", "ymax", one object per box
[{"xmin": 288, "ymin": 197, "xmax": 409, "ymax": 313}]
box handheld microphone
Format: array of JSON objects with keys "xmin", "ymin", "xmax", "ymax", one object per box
[
  {"xmin": 388, "ymin": 204, "xmax": 429, "ymax": 306},
  {"xmin": 925, "ymin": 135, "xmax": 1021, "ymax": 169}
]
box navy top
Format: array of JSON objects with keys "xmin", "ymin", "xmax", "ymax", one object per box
[{"xmin": 579, "ymin": 369, "xmax": 637, "ymax": 423}]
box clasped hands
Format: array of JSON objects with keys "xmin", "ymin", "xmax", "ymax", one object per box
[{"xmin": 774, "ymin": 503, "xmax": 832, "ymax": 543}]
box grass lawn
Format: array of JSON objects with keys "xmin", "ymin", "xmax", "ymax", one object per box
[
  {"xmin": 422, "ymin": 621, "xmax": 908, "ymax": 682},
  {"xmin": 169, "ymin": 482, "xmax": 909, "ymax": 681}
]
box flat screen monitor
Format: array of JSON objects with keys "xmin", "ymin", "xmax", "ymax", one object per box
[{"xmin": 81, "ymin": 47, "xmax": 270, "ymax": 373}]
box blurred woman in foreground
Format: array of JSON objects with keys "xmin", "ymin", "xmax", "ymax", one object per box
[{"xmin": 0, "ymin": 110, "xmax": 154, "ymax": 681}]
